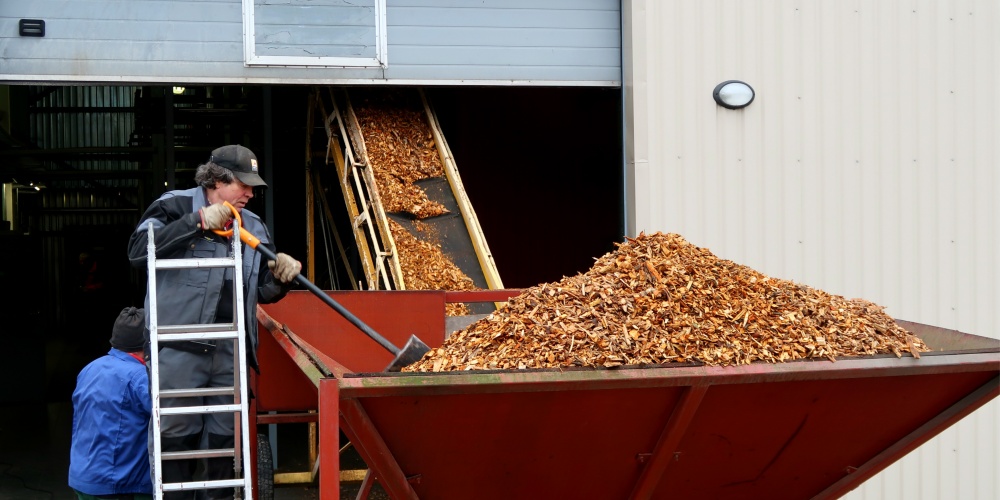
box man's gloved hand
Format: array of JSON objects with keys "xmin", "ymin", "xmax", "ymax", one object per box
[
  {"xmin": 199, "ymin": 203, "xmax": 233, "ymax": 231},
  {"xmin": 268, "ymin": 253, "xmax": 302, "ymax": 284}
]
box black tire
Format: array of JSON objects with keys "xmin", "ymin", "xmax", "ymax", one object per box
[{"xmin": 257, "ymin": 433, "xmax": 274, "ymax": 500}]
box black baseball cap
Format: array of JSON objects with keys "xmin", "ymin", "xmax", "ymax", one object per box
[{"xmin": 210, "ymin": 144, "xmax": 267, "ymax": 187}]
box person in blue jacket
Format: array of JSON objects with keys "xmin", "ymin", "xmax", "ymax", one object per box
[{"xmin": 69, "ymin": 307, "xmax": 152, "ymax": 500}]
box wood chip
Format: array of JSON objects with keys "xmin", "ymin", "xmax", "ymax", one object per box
[{"xmin": 403, "ymin": 232, "xmax": 930, "ymax": 372}]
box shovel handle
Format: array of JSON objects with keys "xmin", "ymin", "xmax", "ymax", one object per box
[
  {"xmin": 213, "ymin": 202, "xmax": 401, "ymax": 356},
  {"xmin": 211, "ymin": 202, "xmax": 262, "ymax": 248}
]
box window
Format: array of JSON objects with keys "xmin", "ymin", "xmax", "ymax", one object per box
[{"xmin": 243, "ymin": 0, "xmax": 387, "ymax": 68}]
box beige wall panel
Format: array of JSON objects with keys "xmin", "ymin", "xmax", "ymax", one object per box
[{"xmin": 623, "ymin": 0, "xmax": 998, "ymax": 498}]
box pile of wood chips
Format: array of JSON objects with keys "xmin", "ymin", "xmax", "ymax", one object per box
[
  {"xmin": 390, "ymin": 219, "xmax": 479, "ymax": 316},
  {"xmin": 354, "ymin": 96, "xmax": 448, "ymax": 218},
  {"xmin": 403, "ymin": 232, "xmax": 929, "ymax": 372}
]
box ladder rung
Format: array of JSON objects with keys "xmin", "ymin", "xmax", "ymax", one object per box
[
  {"xmin": 162, "ymin": 448, "xmax": 235, "ymax": 461},
  {"xmin": 162, "ymin": 478, "xmax": 247, "ymax": 492},
  {"xmin": 161, "ymin": 387, "xmax": 235, "ymax": 399},
  {"xmin": 158, "ymin": 324, "xmax": 236, "ymax": 334},
  {"xmin": 157, "ymin": 331, "xmax": 239, "ymax": 342},
  {"xmin": 155, "ymin": 257, "xmax": 236, "ymax": 270},
  {"xmin": 161, "ymin": 404, "xmax": 243, "ymax": 415}
]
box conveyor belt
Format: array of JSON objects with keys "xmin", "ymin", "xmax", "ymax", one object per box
[
  {"xmin": 307, "ymin": 87, "xmax": 502, "ymax": 313},
  {"xmin": 385, "ymin": 177, "xmax": 488, "ymax": 289}
]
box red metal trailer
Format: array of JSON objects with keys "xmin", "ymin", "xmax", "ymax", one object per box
[{"xmin": 252, "ymin": 290, "xmax": 999, "ymax": 499}]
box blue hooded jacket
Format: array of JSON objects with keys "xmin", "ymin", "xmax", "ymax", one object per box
[{"xmin": 69, "ymin": 348, "xmax": 152, "ymax": 495}]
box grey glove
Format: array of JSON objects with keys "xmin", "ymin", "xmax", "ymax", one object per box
[
  {"xmin": 268, "ymin": 253, "xmax": 302, "ymax": 284},
  {"xmin": 199, "ymin": 203, "xmax": 233, "ymax": 231}
]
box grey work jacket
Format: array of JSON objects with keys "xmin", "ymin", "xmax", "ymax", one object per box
[{"xmin": 127, "ymin": 186, "xmax": 289, "ymax": 370}]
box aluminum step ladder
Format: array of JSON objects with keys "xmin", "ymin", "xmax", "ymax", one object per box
[{"xmin": 145, "ymin": 224, "xmax": 254, "ymax": 499}]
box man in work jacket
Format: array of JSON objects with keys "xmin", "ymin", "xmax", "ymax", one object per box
[{"xmin": 127, "ymin": 144, "xmax": 301, "ymax": 499}]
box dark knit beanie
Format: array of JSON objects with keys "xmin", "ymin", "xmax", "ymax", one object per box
[{"xmin": 110, "ymin": 307, "xmax": 145, "ymax": 352}]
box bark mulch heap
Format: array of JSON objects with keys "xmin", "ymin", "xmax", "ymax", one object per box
[{"xmin": 403, "ymin": 232, "xmax": 929, "ymax": 372}]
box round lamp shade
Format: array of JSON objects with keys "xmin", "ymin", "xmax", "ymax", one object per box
[{"xmin": 713, "ymin": 81, "xmax": 755, "ymax": 109}]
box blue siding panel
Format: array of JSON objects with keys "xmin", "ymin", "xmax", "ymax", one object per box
[
  {"xmin": 383, "ymin": 64, "xmax": 618, "ymax": 82},
  {"xmin": 389, "ymin": 0, "xmax": 615, "ymax": 8},
  {"xmin": 0, "ymin": 0, "xmax": 621, "ymax": 85},
  {"xmin": 387, "ymin": 7, "xmax": 620, "ymax": 29},
  {"xmin": 0, "ymin": 20, "xmax": 241, "ymax": 43},
  {"xmin": 390, "ymin": 46, "xmax": 620, "ymax": 67},
  {"xmin": 391, "ymin": 27, "xmax": 621, "ymax": 48},
  {"xmin": 0, "ymin": 40, "xmax": 244, "ymax": 63},
  {"xmin": 9, "ymin": 0, "xmax": 240, "ymax": 22}
]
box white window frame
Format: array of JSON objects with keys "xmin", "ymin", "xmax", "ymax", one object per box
[{"xmin": 242, "ymin": 0, "xmax": 387, "ymax": 68}]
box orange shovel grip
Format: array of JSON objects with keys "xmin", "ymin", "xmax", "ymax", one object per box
[{"xmin": 211, "ymin": 201, "xmax": 261, "ymax": 249}]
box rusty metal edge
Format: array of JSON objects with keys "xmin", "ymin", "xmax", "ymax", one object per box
[
  {"xmin": 257, "ymin": 305, "xmax": 352, "ymax": 385},
  {"xmin": 335, "ymin": 351, "xmax": 1000, "ymax": 398}
]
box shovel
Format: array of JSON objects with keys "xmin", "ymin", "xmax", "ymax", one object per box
[{"xmin": 214, "ymin": 202, "xmax": 431, "ymax": 371}]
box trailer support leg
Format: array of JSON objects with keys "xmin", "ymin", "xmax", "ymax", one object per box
[
  {"xmin": 319, "ymin": 378, "xmax": 340, "ymax": 500},
  {"xmin": 340, "ymin": 398, "xmax": 418, "ymax": 499},
  {"xmin": 356, "ymin": 470, "xmax": 376, "ymax": 500}
]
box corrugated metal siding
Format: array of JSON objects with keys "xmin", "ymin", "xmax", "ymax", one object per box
[
  {"xmin": 624, "ymin": 0, "xmax": 997, "ymax": 498},
  {"xmin": 0, "ymin": 0, "xmax": 621, "ymax": 85},
  {"xmin": 30, "ymin": 87, "xmax": 139, "ymax": 185}
]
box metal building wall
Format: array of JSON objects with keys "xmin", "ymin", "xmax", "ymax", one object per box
[
  {"xmin": 623, "ymin": 0, "xmax": 997, "ymax": 498},
  {"xmin": 0, "ymin": 0, "xmax": 621, "ymax": 86}
]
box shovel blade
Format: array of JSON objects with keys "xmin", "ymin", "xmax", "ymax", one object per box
[{"xmin": 384, "ymin": 334, "xmax": 431, "ymax": 372}]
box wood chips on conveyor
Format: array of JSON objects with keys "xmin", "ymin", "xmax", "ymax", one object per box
[
  {"xmin": 404, "ymin": 232, "xmax": 929, "ymax": 372},
  {"xmin": 354, "ymin": 95, "xmax": 448, "ymax": 219},
  {"xmin": 390, "ymin": 219, "xmax": 479, "ymax": 316},
  {"xmin": 353, "ymin": 91, "xmax": 480, "ymax": 315}
]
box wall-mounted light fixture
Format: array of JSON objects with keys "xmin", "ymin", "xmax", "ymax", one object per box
[
  {"xmin": 172, "ymin": 87, "xmax": 186, "ymax": 95},
  {"xmin": 713, "ymin": 80, "xmax": 755, "ymax": 110}
]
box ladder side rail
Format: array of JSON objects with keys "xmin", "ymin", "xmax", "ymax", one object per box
[
  {"xmin": 341, "ymin": 91, "xmax": 405, "ymax": 289},
  {"xmin": 332, "ymin": 88, "xmax": 402, "ymax": 290},
  {"xmin": 332, "ymin": 95, "xmax": 382, "ymax": 289},
  {"xmin": 145, "ymin": 224, "xmax": 166, "ymax": 500},
  {"xmin": 147, "ymin": 224, "xmax": 253, "ymax": 499},
  {"xmin": 231, "ymin": 224, "xmax": 255, "ymax": 498}
]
